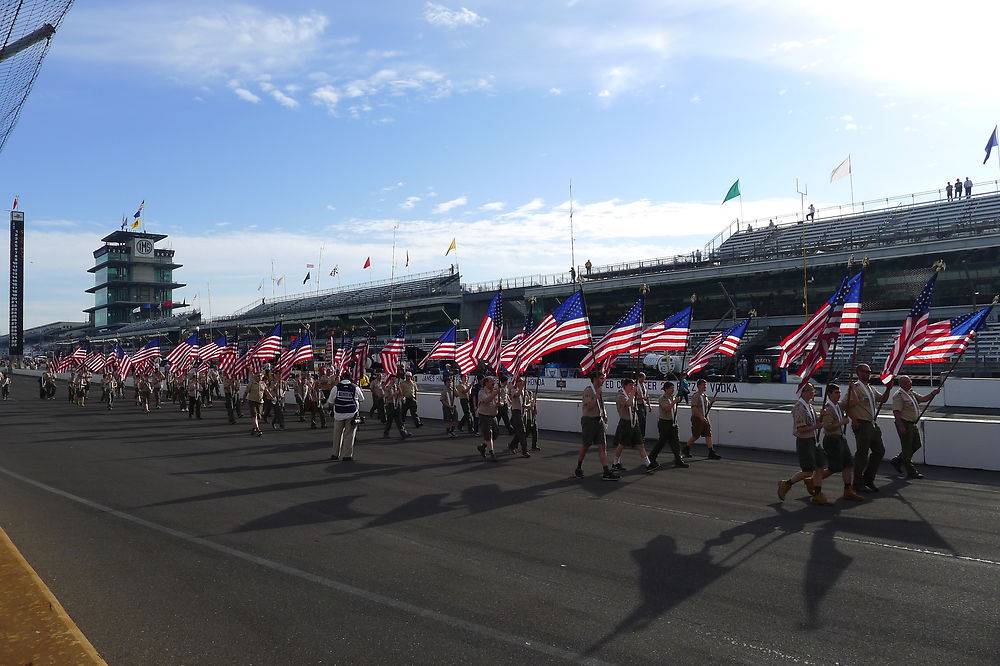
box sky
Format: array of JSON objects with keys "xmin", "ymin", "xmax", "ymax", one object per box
[{"xmin": 3, "ymin": 0, "xmax": 1000, "ymax": 332}]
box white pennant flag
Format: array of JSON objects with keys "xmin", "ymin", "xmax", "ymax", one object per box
[
  {"xmin": 830, "ymin": 155, "xmax": 851, "ymax": 183},
  {"xmin": 276, "ymin": 275, "xmax": 284, "ymax": 286}
]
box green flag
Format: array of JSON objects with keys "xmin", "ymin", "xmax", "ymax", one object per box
[{"xmin": 722, "ymin": 179, "xmax": 740, "ymax": 204}]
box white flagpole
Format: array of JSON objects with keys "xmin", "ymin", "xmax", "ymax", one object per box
[
  {"xmin": 317, "ymin": 243, "xmax": 324, "ymax": 293},
  {"xmin": 849, "ymin": 154, "xmax": 855, "ymax": 212}
]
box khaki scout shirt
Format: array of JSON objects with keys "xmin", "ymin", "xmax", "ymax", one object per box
[
  {"xmin": 455, "ymin": 382, "xmax": 469, "ymax": 400},
  {"xmin": 581, "ymin": 384, "xmax": 606, "ymax": 418},
  {"xmin": 658, "ymin": 393, "xmax": 678, "ymax": 421},
  {"xmin": 841, "ymin": 381, "xmax": 884, "ymax": 421},
  {"xmin": 691, "ymin": 391, "xmax": 711, "ymax": 422},
  {"xmin": 791, "ymin": 398, "xmax": 817, "ymax": 438},
  {"xmin": 821, "ymin": 399, "xmax": 846, "ymax": 436},
  {"xmin": 891, "ymin": 389, "xmax": 922, "ymax": 423},
  {"xmin": 477, "ymin": 385, "xmax": 499, "ymax": 416},
  {"xmin": 616, "ymin": 390, "xmax": 636, "ymax": 425},
  {"xmin": 400, "ymin": 378, "xmax": 418, "ymax": 400}
]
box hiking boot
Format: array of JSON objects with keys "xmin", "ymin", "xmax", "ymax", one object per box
[
  {"xmin": 682, "ymin": 446, "xmax": 692, "ymax": 458},
  {"xmin": 674, "ymin": 459, "xmax": 689, "ymax": 468},
  {"xmin": 477, "ymin": 444, "xmax": 486, "ymax": 459},
  {"xmin": 804, "ymin": 478, "xmax": 816, "ymax": 495},
  {"xmin": 707, "ymin": 450, "xmax": 722, "ymax": 460},
  {"xmin": 810, "ymin": 492, "xmax": 833, "ymax": 506},
  {"xmin": 602, "ymin": 471, "xmax": 620, "ymax": 481},
  {"xmin": 778, "ymin": 480, "xmax": 791, "ymax": 501},
  {"xmin": 890, "ymin": 457, "xmax": 903, "ymax": 476},
  {"xmin": 646, "ymin": 462, "xmax": 660, "ymax": 473},
  {"xmin": 574, "ymin": 468, "xmax": 584, "ymax": 479},
  {"xmin": 843, "ymin": 487, "xmax": 865, "ymax": 501}
]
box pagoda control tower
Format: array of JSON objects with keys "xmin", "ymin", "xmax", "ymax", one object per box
[{"xmin": 84, "ymin": 230, "xmax": 185, "ymax": 328}]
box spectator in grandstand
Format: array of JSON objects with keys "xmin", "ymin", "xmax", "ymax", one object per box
[
  {"xmin": 955, "ymin": 178, "xmax": 963, "ymax": 198},
  {"xmin": 570, "ymin": 266, "xmax": 577, "ymax": 281},
  {"xmin": 946, "ymin": 181, "xmax": 953, "ymax": 201},
  {"xmin": 585, "ymin": 259, "xmax": 593, "ymax": 275},
  {"xmin": 964, "ymin": 177, "xmax": 973, "ymax": 198},
  {"xmin": 806, "ymin": 204, "xmax": 815, "ymax": 221}
]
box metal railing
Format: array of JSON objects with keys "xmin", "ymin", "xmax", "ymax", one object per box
[{"xmin": 702, "ymin": 178, "xmax": 1000, "ymax": 256}]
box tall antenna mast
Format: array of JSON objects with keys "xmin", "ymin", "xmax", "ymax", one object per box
[{"xmin": 569, "ymin": 180, "xmax": 577, "ymax": 274}]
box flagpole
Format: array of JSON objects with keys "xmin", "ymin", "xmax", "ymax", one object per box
[
  {"xmin": 318, "ymin": 243, "xmax": 324, "ymax": 293},
  {"xmin": 389, "ymin": 223, "xmax": 398, "ymax": 334},
  {"xmin": 848, "ymin": 155, "xmax": 856, "ymax": 212},
  {"xmin": 569, "ymin": 180, "xmax": 577, "ymax": 277}
]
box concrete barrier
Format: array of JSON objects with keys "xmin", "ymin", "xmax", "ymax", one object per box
[{"xmin": 16, "ymin": 370, "xmax": 1000, "ymax": 471}]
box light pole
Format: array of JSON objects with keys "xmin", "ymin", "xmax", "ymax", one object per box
[{"xmin": 973, "ymin": 290, "xmax": 980, "ymax": 375}]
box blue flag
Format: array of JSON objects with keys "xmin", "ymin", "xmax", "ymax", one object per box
[{"xmin": 985, "ymin": 126, "xmax": 998, "ymax": 164}]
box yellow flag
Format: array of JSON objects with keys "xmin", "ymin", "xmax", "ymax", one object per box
[
  {"xmin": 131, "ymin": 218, "xmax": 141, "ymax": 229},
  {"xmin": 445, "ymin": 238, "xmax": 456, "ymax": 255}
]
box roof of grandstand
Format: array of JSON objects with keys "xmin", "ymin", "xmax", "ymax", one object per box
[{"xmin": 211, "ymin": 268, "xmax": 462, "ymax": 325}]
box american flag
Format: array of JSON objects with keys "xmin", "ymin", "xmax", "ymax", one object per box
[
  {"xmin": 840, "ymin": 272, "xmax": 864, "ymax": 334},
  {"xmin": 793, "ymin": 275, "xmax": 863, "ymax": 390},
  {"xmin": 251, "ymin": 323, "xmax": 283, "ymax": 360},
  {"xmin": 218, "ymin": 339, "xmax": 239, "ymax": 377},
  {"xmin": 325, "ymin": 337, "xmax": 335, "ymax": 362},
  {"xmin": 454, "ymin": 338, "xmax": 478, "ymax": 375},
  {"xmin": 778, "ymin": 274, "xmax": 856, "ymax": 368},
  {"xmin": 199, "ymin": 335, "xmax": 227, "ymax": 362},
  {"xmin": 171, "ymin": 356, "xmax": 194, "ymax": 377},
  {"xmin": 380, "ymin": 324, "xmax": 406, "ymax": 376},
  {"xmin": 881, "ymin": 273, "xmax": 939, "ymax": 384},
  {"xmin": 471, "ymin": 291, "xmax": 503, "ymax": 369},
  {"xmin": 904, "ymin": 304, "xmax": 992, "ymax": 364},
  {"xmin": 419, "ymin": 326, "xmax": 457, "ymax": 369},
  {"xmin": 131, "ymin": 338, "xmax": 161, "ymax": 365},
  {"xmin": 278, "ymin": 335, "xmax": 303, "ymax": 380},
  {"xmin": 639, "ymin": 306, "xmax": 692, "ymax": 352},
  {"xmin": 71, "ymin": 342, "xmax": 89, "ymax": 364},
  {"xmin": 511, "ymin": 290, "xmax": 592, "ymax": 378},
  {"xmin": 165, "ymin": 333, "xmax": 199, "ymax": 366},
  {"xmin": 580, "ymin": 298, "xmax": 644, "ymax": 375},
  {"xmin": 113, "ymin": 344, "xmax": 134, "ymax": 378},
  {"xmin": 687, "ymin": 318, "xmax": 751, "ymax": 375},
  {"xmin": 500, "ymin": 310, "xmax": 534, "ymax": 370},
  {"xmin": 331, "ymin": 346, "xmax": 347, "ymax": 376},
  {"xmin": 85, "ymin": 349, "xmax": 106, "ymax": 372},
  {"xmin": 351, "ymin": 338, "xmax": 368, "ymax": 382}
]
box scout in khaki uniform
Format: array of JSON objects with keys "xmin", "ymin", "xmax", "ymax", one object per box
[
  {"xmin": 685, "ymin": 379, "xmax": 722, "ymax": 459},
  {"xmin": 841, "ymin": 363, "xmax": 890, "ymax": 493},
  {"xmin": 506, "ymin": 376, "xmax": 530, "ymax": 457},
  {"xmin": 649, "ymin": 381, "xmax": 688, "ymax": 468},
  {"xmin": 475, "ymin": 376, "xmax": 500, "ymax": 462},
  {"xmin": 611, "ymin": 378, "xmax": 657, "ymax": 473},
  {"xmin": 440, "ymin": 377, "xmax": 459, "ymax": 438},
  {"xmin": 890, "ymin": 375, "xmax": 939, "ymax": 480},
  {"xmin": 819, "ymin": 384, "xmax": 864, "ymax": 501},
  {"xmin": 777, "ymin": 383, "xmax": 833, "ymax": 505},
  {"xmin": 399, "ymin": 372, "xmax": 423, "ymax": 428},
  {"xmin": 523, "ymin": 384, "xmax": 540, "ymax": 451},
  {"xmin": 575, "ymin": 372, "xmax": 619, "ymax": 481},
  {"xmin": 455, "ymin": 375, "xmax": 472, "ymax": 433}
]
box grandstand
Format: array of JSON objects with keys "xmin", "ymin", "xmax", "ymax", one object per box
[{"xmin": 27, "ymin": 181, "xmax": 1000, "ymax": 380}]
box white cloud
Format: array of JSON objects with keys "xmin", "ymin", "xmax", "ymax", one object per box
[
  {"xmin": 381, "ymin": 182, "xmax": 405, "ymax": 192},
  {"xmin": 270, "ymin": 90, "xmax": 300, "ymax": 108},
  {"xmin": 60, "ymin": 5, "xmax": 330, "ymax": 81},
  {"xmin": 433, "ymin": 196, "xmax": 468, "ymax": 214},
  {"xmin": 1, "ymin": 195, "xmax": 823, "ymax": 332},
  {"xmin": 400, "ymin": 196, "xmax": 422, "ymax": 210},
  {"xmin": 549, "ymin": 87, "xmax": 563, "ymax": 95},
  {"xmin": 479, "ymin": 201, "xmax": 505, "ymax": 211},
  {"xmin": 423, "ymin": 3, "xmax": 488, "ymax": 29},
  {"xmin": 778, "ymin": 88, "xmax": 786, "ymax": 95},
  {"xmin": 325, "ymin": 204, "xmax": 336, "ymax": 211},
  {"xmin": 844, "ymin": 123, "xmax": 858, "ymax": 131},
  {"xmin": 215, "ymin": 222, "xmax": 230, "ymax": 227},
  {"xmin": 311, "ymin": 85, "xmax": 340, "ymax": 112},
  {"xmin": 840, "ymin": 114, "xmax": 853, "ymax": 121},
  {"xmin": 232, "ymin": 87, "xmax": 261, "ymax": 103},
  {"xmin": 690, "ymin": 95, "xmax": 701, "ymax": 103}
]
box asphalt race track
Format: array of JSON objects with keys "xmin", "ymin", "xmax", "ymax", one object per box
[{"xmin": 1, "ymin": 379, "xmax": 999, "ymax": 665}]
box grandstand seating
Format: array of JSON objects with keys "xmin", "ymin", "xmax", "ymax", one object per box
[
  {"xmin": 715, "ymin": 192, "xmax": 1000, "ymax": 263},
  {"xmin": 222, "ymin": 271, "xmax": 461, "ymax": 322}
]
